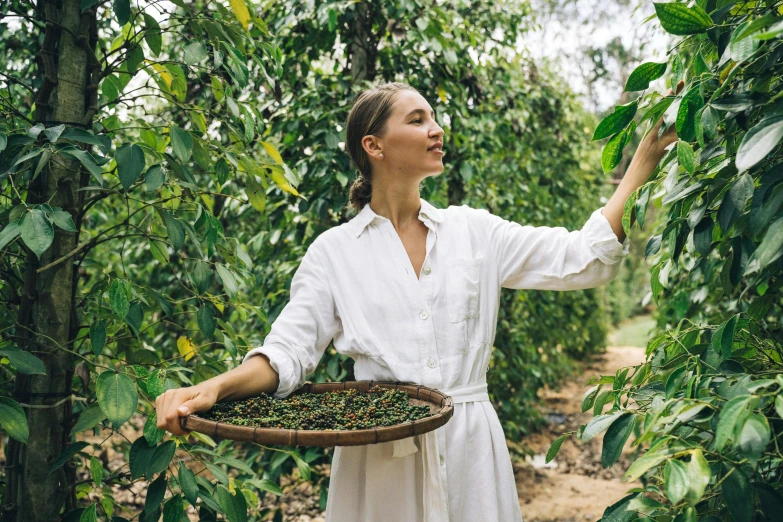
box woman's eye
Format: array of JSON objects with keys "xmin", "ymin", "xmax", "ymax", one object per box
[{"xmin": 411, "ymin": 119, "xmax": 421, "ymax": 124}]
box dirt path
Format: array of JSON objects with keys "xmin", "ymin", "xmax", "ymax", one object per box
[{"xmin": 513, "ymin": 345, "xmax": 646, "ymax": 522}]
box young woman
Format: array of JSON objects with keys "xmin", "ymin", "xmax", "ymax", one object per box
[{"xmin": 156, "ymin": 80, "xmax": 684, "ymax": 521}]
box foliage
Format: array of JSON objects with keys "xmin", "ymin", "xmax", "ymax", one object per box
[
  {"xmin": 1, "ymin": 0, "xmax": 625, "ymax": 519},
  {"xmin": 548, "ymin": 0, "xmax": 783, "ymax": 519}
]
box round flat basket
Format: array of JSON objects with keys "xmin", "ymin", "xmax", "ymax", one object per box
[{"xmin": 180, "ymin": 381, "xmax": 454, "ymax": 447}]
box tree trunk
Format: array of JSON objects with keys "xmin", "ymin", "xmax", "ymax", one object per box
[{"xmin": 2, "ymin": 1, "xmax": 96, "ymax": 519}]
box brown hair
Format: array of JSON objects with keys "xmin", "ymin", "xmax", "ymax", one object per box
[{"xmin": 345, "ymin": 82, "xmax": 419, "ymax": 213}]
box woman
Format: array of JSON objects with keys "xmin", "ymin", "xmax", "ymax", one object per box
[{"xmin": 157, "ymin": 80, "xmax": 684, "ymax": 521}]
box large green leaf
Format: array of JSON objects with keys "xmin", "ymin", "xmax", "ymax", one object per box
[
  {"xmin": 70, "ymin": 403, "xmax": 107, "ymax": 436},
  {"xmin": 654, "ymin": 2, "xmax": 713, "ymax": 35},
  {"xmin": 170, "ymin": 125, "xmax": 193, "ymax": 162},
  {"xmin": 113, "ymin": 0, "xmax": 130, "ymax": 25},
  {"xmin": 664, "ymin": 459, "xmax": 690, "ymax": 504},
  {"xmin": 116, "ymin": 143, "xmax": 145, "ymax": 191},
  {"xmin": 145, "ymin": 472, "xmax": 167, "ymax": 515},
  {"xmin": 20, "ymin": 209, "xmax": 53, "ymax": 259},
  {"xmin": 129, "ymin": 436, "xmax": 156, "ymax": 480},
  {"xmin": 178, "ymin": 462, "xmax": 200, "ymax": 506},
  {"xmin": 745, "ymin": 215, "xmax": 783, "ymax": 274},
  {"xmin": 712, "ymin": 314, "xmax": 739, "ymax": 359},
  {"xmin": 0, "ymin": 345, "xmax": 46, "ymax": 375},
  {"xmin": 592, "ymin": 101, "xmax": 638, "ymax": 141},
  {"xmin": 624, "ymin": 62, "xmax": 667, "ymax": 92},
  {"xmin": 89, "ymin": 320, "xmax": 106, "ymax": 356},
  {"xmin": 601, "ymin": 121, "xmax": 636, "ymax": 173},
  {"xmin": 197, "ymin": 304, "xmax": 216, "ymax": 338},
  {"xmin": 545, "ymin": 433, "xmax": 569, "ymax": 464},
  {"xmin": 714, "ymin": 395, "xmax": 752, "ymax": 449},
  {"xmin": 721, "ymin": 464, "xmax": 753, "ymax": 522},
  {"xmin": 684, "ymin": 449, "xmax": 711, "ymax": 505},
  {"xmin": 144, "ymin": 411, "xmax": 166, "ymax": 446},
  {"xmin": 717, "ymin": 173, "xmax": 754, "ymax": 232},
  {"xmin": 676, "ymin": 85, "xmax": 704, "ymax": 143},
  {"xmin": 162, "ymin": 494, "xmax": 184, "ymax": 522},
  {"xmin": 580, "ymin": 411, "xmax": 624, "ymax": 442},
  {"xmin": 736, "ymin": 412, "xmax": 770, "ymax": 462},
  {"xmin": 601, "ymin": 412, "xmax": 634, "ymax": 468},
  {"xmin": 736, "ymin": 115, "xmax": 783, "ymax": 172},
  {"xmin": 96, "ymin": 370, "xmax": 138, "ymax": 427},
  {"xmin": 189, "ymin": 261, "xmax": 213, "ymax": 294},
  {"xmin": 109, "ymin": 279, "xmax": 131, "ymax": 319},
  {"xmin": 0, "ymin": 397, "xmax": 29, "ymax": 443},
  {"xmin": 147, "ymin": 440, "xmax": 177, "ymax": 476}
]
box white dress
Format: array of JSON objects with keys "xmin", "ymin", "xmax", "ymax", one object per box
[{"xmin": 243, "ymin": 198, "xmax": 631, "ymax": 522}]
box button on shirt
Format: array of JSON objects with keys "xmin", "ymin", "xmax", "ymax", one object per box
[{"xmin": 242, "ymin": 198, "xmax": 630, "ymax": 522}]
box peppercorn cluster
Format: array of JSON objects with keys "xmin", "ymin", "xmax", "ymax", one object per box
[{"xmin": 202, "ymin": 386, "xmax": 433, "ymax": 430}]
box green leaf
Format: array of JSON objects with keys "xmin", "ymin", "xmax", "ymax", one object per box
[
  {"xmin": 113, "ymin": 0, "xmax": 130, "ymax": 25},
  {"xmin": 145, "ymin": 472, "xmax": 167, "ymax": 515},
  {"xmin": 0, "ymin": 221, "xmax": 21, "ymax": 251},
  {"xmin": 197, "ymin": 304, "xmax": 216, "ymax": 339},
  {"xmin": 162, "ymin": 494, "xmax": 184, "ymax": 522},
  {"xmin": 215, "ymin": 264, "xmax": 239, "ymax": 298},
  {"xmin": 676, "ymin": 85, "xmax": 704, "ymax": 143},
  {"xmin": 0, "ymin": 345, "xmax": 46, "ymax": 375},
  {"xmin": 35, "ymin": 149, "xmax": 53, "ymax": 176},
  {"xmin": 20, "ymin": 209, "xmax": 54, "ymax": 259},
  {"xmin": 80, "ymin": 504, "xmax": 97, "ymax": 522},
  {"xmin": 170, "ymin": 125, "xmax": 193, "ymax": 162},
  {"xmin": 148, "ymin": 440, "xmax": 177, "ymax": 477},
  {"xmin": 59, "ymin": 148, "xmax": 104, "ymax": 185},
  {"xmin": 625, "ymin": 62, "xmax": 667, "ymax": 92},
  {"xmin": 96, "ymin": 370, "xmax": 138, "ymax": 427},
  {"xmin": 580, "ymin": 411, "xmax": 624, "ymax": 442},
  {"xmin": 776, "ymin": 394, "xmax": 783, "ymax": 420},
  {"xmin": 49, "ymin": 441, "xmax": 89, "ymax": 474},
  {"xmin": 746, "ymin": 215, "xmax": 783, "ymax": 274},
  {"xmin": 51, "ymin": 209, "xmax": 77, "ymax": 232},
  {"xmin": 246, "ymin": 173, "xmax": 267, "ymax": 212},
  {"xmin": 622, "ymin": 190, "xmax": 638, "ymax": 237},
  {"xmin": 0, "ymin": 397, "xmax": 29, "ymax": 443},
  {"xmin": 90, "ymin": 455, "xmax": 103, "ymax": 485},
  {"xmin": 116, "ymin": 143, "xmax": 145, "ymax": 191},
  {"xmin": 581, "ymin": 386, "xmax": 600, "ymax": 413},
  {"xmin": 736, "ymin": 412, "xmax": 770, "ymax": 462},
  {"xmin": 677, "ymin": 141, "xmax": 695, "ymax": 174},
  {"xmin": 184, "ymin": 42, "xmax": 208, "ymax": 64},
  {"xmin": 178, "ymin": 462, "xmax": 199, "ymax": 506},
  {"xmin": 601, "ymin": 121, "xmax": 636, "ymax": 173},
  {"xmin": 189, "ymin": 261, "xmax": 213, "ymax": 294},
  {"xmin": 712, "ymin": 314, "xmax": 739, "ymax": 359},
  {"xmin": 70, "ymin": 403, "xmax": 107, "ymax": 436},
  {"xmin": 109, "ymin": 279, "xmax": 131, "ymax": 319},
  {"xmin": 143, "ymin": 13, "xmax": 162, "ymax": 56},
  {"xmin": 244, "ymin": 478, "xmax": 282, "ymax": 496},
  {"xmin": 722, "ymin": 464, "xmax": 753, "ymax": 522},
  {"xmin": 205, "ymin": 461, "xmax": 229, "ymax": 485},
  {"xmin": 592, "ymin": 101, "xmax": 638, "ymax": 141},
  {"xmin": 715, "ymin": 395, "xmax": 752, "ymax": 449},
  {"xmin": 44, "ymin": 124, "xmax": 65, "ymax": 143},
  {"xmin": 146, "ymin": 369, "xmax": 166, "ymax": 400},
  {"xmin": 736, "ymin": 115, "xmax": 783, "ymax": 172},
  {"xmin": 624, "ymin": 450, "xmax": 668, "ymax": 481},
  {"xmin": 90, "ymin": 320, "xmax": 106, "ymax": 356},
  {"xmin": 718, "ymin": 173, "xmax": 754, "ymax": 233},
  {"xmin": 601, "ymin": 413, "xmax": 634, "ymax": 468},
  {"xmin": 125, "ymin": 301, "xmax": 143, "ymax": 337},
  {"xmin": 81, "ymin": 0, "xmax": 100, "ymax": 11},
  {"xmin": 654, "ymin": 2, "xmax": 712, "ymax": 35},
  {"xmin": 664, "ymin": 459, "xmax": 690, "ymax": 504},
  {"xmin": 693, "ymin": 217, "xmax": 714, "ymax": 256},
  {"xmin": 545, "ymin": 433, "xmax": 569, "ymax": 463},
  {"xmin": 685, "ymin": 449, "xmax": 711, "ymax": 505},
  {"xmin": 144, "ymin": 411, "xmax": 166, "ymax": 446},
  {"xmin": 129, "ymin": 436, "xmax": 156, "ymax": 479},
  {"xmin": 144, "ymin": 164, "xmax": 166, "ymax": 191},
  {"xmin": 163, "ymin": 212, "xmax": 186, "ymax": 250}
]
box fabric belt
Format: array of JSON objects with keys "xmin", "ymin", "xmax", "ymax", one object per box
[{"xmin": 390, "ymin": 381, "xmax": 490, "ymax": 522}]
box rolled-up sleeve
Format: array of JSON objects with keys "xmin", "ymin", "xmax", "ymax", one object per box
[
  {"xmin": 475, "ymin": 206, "xmax": 631, "ymax": 291},
  {"xmin": 242, "ymin": 238, "xmax": 340, "ymax": 398}
]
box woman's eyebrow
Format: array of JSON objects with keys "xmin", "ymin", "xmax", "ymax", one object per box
[{"xmin": 404, "ymin": 108, "xmax": 435, "ymax": 119}]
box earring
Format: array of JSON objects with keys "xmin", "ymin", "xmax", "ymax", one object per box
[{"xmin": 379, "ymin": 153, "xmax": 384, "ymax": 159}]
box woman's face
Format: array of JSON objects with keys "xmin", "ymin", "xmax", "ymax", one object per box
[{"xmin": 366, "ymin": 90, "xmax": 445, "ymax": 178}]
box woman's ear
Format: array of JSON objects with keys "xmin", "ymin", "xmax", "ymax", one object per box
[{"xmin": 362, "ymin": 135, "xmax": 382, "ymax": 157}]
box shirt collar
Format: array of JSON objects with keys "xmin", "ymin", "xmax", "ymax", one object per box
[{"xmin": 349, "ymin": 197, "xmax": 444, "ymax": 238}]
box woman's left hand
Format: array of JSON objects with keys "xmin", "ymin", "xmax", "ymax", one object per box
[{"xmin": 641, "ymin": 79, "xmax": 685, "ymax": 157}]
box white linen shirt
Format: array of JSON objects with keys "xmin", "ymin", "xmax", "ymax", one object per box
[{"xmin": 243, "ymin": 198, "xmax": 630, "ymax": 522}]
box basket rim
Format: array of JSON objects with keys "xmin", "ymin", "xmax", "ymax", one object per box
[{"xmin": 180, "ymin": 380, "xmax": 455, "ymax": 447}]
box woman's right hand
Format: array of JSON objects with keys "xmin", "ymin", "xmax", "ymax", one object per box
[{"xmin": 155, "ymin": 384, "xmax": 219, "ymax": 436}]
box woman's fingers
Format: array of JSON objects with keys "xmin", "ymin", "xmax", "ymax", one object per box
[{"xmin": 155, "ymin": 386, "xmax": 218, "ymax": 436}]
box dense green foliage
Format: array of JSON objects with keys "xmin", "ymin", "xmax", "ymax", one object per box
[
  {"xmin": 1, "ymin": 0, "xmax": 628, "ymax": 519},
  {"xmin": 549, "ymin": 1, "xmax": 783, "ymax": 520}
]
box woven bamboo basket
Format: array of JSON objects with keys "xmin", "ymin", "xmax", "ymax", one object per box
[{"xmin": 179, "ymin": 381, "xmax": 454, "ymax": 447}]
